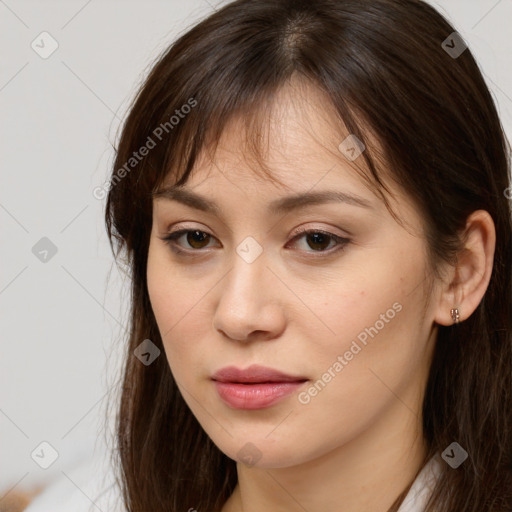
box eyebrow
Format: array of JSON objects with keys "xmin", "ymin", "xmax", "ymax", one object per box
[{"xmin": 152, "ymin": 186, "xmax": 374, "ymax": 215}]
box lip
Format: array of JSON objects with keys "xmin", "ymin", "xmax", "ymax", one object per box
[
  {"xmin": 211, "ymin": 365, "xmax": 308, "ymax": 410},
  {"xmin": 211, "ymin": 364, "xmax": 308, "ymax": 383}
]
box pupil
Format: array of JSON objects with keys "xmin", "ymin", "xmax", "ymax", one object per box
[
  {"xmin": 188, "ymin": 230, "xmax": 209, "ymax": 248},
  {"xmin": 307, "ymin": 233, "xmax": 329, "ymax": 251}
]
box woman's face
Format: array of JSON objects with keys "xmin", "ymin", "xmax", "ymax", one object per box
[{"xmin": 147, "ymin": 81, "xmax": 440, "ymax": 469}]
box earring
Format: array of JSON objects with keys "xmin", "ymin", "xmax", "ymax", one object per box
[{"xmin": 450, "ymin": 307, "xmax": 460, "ymax": 324}]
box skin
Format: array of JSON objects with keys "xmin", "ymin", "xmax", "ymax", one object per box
[{"xmin": 146, "ymin": 78, "xmax": 495, "ymax": 512}]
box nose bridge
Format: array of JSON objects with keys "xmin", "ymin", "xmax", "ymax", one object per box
[
  {"xmin": 223, "ymin": 239, "xmax": 268, "ymax": 314},
  {"xmin": 213, "ymin": 237, "xmax": 283, "ymax": 341}
]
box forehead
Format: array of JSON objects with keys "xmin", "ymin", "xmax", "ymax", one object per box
[
  {"xmin": 172, "ymin": 78, "xmax": 376, "ymax": 193},
  {"xmin": 156, "ymin": 77, "xmax": 420, "ymax": 234}
]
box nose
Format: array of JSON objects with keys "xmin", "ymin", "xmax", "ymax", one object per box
[{"xmin": 212, "ymin": 250, "xmax": 287, "ymax": 342}]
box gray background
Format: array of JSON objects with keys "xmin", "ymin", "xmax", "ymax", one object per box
[{"xmin": 1, "ymin": 0, "xmax": 511, "ymax": 497}]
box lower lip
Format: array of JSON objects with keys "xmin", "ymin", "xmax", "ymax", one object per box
[{"xmin": 213, "ymin": 380, "xmax": 307, "ymax": 409}]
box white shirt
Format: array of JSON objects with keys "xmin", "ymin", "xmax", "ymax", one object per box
[
  {"xmin": 396, "ymin": 454, "xmax": 442, "ymax": 512},
  {"xmin": 25, "ymin": 451, "xmax": 443, "ymax": 512}
]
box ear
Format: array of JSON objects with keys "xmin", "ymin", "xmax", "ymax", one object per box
[{"xmin": 434, "ymin": 210, "xmax": 496, "ymax": 326}]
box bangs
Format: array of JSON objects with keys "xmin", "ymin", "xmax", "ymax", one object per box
[{"xmin": 148, "ymin": 71, "xmax": 395, "ymax": 221}]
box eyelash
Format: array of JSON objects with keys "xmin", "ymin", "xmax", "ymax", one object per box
[{"xmin": 159, "ymin": 227, "xmax": 350, "ymax": 258}]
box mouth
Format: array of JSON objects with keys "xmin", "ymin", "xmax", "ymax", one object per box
[
  {"xmin": 211, "ymin": 365, "xmax": 309, "ymax": 409},
  {"xmin": 211, "ymin": 364, "xmax": 308, "ymax": 384},
  {"xmin": 214, "ymin": 380, "xmax": 308, "ymax": 384}
]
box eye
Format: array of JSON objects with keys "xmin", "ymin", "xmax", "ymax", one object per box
[
  {"xmin": 159, "ymin": 227, "xmax": 350, "ymax": 256},
  {"xmin": 160, "ymin": 229, "xmax": 218, "ymax": 254},
  {"xmin": 287, "ymin": 228, "xmax": 349, "ymax": 255}
]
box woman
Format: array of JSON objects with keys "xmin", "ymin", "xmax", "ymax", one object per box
[
  {"xmin": 106, "ymin": 0, "xmax": 512, "ymax": 510},
  {"xmin": 27, "ymin": 0, "xmax": 512, "ymax": 510}
]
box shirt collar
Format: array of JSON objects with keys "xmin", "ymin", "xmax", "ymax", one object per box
[{"xmin": 397, "ymin": 453, "xmax": 443, "ymax": 512}]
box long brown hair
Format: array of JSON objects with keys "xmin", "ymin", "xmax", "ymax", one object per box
[{"xmin": 104, "ymin": 0, "xmax": 512, "ymax": 510}]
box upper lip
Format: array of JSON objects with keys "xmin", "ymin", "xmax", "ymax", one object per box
[{"xmin": 212, "ymin": 364, "xmax": 308, "ymax": 383}]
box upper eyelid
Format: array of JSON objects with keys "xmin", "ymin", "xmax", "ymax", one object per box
[
  {"xmin": 165, "ymin": 224, "xmax": 346, "ymax": 240},
  {"xmin": 165, "ymin": 219, "xmax": 348, "ymax": 236}
]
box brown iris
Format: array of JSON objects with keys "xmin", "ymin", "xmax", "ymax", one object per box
[
  {"xmin": 304, "ymin": 232, "xmax": 331, "ymax": 251},
  {"xmin": 186, "ymin": 230, "xmax": 211, "ymax": 249}
]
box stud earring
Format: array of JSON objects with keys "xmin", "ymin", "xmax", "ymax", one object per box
[{"xmin": 450, "ymin": 307, "xmax": 460, "ymax": 324}]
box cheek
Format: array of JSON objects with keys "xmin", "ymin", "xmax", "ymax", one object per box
[
  {"xmin": 147, "ymin": 247, "xmax": 192, "ymax": 363},
  {"xmin": 292, "ymin": 295, "xmax": 424, "ymax": 455},
  {"xmin": 147, "ymin": 241, "xmax": 201, "ymax": 333},
  {"xmin": 306, "ymin": 291, "xmax": 427, "ymax": 420},
  {"xmin": 303, "ymin": 258, "xmax": 427, "ymax": 391},
  {"xmin": 306, "ymin": 279, "xmax": 398, "ymax": 351},
  {"xmin": 146, "ymin": 251, "xmax": 221, "ymax": 386}
]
